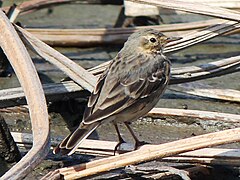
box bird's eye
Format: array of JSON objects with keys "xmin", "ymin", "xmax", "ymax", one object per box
[{"xmin": 150, "ymin": 37, "xmax": 156, "ymax": 43}]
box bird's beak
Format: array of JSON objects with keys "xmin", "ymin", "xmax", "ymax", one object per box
[{"xmin": 165, "ymin": 36, "xmax": 182, "ymax": 43}]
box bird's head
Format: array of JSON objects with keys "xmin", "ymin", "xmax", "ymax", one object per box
[{"xmin": 124, "ymin": 29, "xmax": 180, "ymax": 55}]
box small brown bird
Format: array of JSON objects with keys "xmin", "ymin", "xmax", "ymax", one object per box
[{"xmin": 54, "ymin": 29, "xmax": 179, "ymax": 155}]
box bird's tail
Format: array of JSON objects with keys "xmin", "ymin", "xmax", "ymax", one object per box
[{"xmin": 53, "ymin": 123, "xmax": 100, "ymax": 155}]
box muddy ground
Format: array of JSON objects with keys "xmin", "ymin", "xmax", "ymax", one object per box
[{"xmin": 0, "ymin": 1, "xmax": 240, "ymax": 179}]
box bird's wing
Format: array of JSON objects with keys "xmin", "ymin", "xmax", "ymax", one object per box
[
  {"xmin": 83, "ymin": 67, "xmax": 109, "ymax": 119},
  {"xmin": 83, "ymin": 55, "xmax": 170, "ymax": 124}
]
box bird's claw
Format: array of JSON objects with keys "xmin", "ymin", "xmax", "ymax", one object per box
[
  {"xmin": 135, "ymin": 140, "xmax": 149, "ymax": 150},
  {"xmin": 114, "ymin": 139, "xmax": 126, "ymax": 155}
]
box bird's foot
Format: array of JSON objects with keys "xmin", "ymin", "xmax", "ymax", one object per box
[
  {"xmin": 114, "ymin": 139, "xmax": 126, "ymax": 155},
  {"xmin": 134, "ymin": 140, "xmax": 149, "ymax": 150}
]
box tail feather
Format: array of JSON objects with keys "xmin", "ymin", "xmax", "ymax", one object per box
[
  {"xmin": 53, "ymin": 123, "xmax": 100, "ymax": 155},
  {"xmin": 53, "ymin": 132, "xmax": 72, "ymax": 154}
]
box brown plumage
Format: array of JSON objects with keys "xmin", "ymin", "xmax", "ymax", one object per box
[{"xmin": 54, "ymin": 29, "xmax": 179, "ymax": 155}]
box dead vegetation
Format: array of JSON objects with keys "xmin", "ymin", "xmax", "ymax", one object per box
[{"xmin": 0, "ymin": 0, "xmax": 240, "ymax": 179}]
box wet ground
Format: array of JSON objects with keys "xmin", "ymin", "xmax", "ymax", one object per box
[{"xmin": 0, "ymin": 1, "xmax": 240, "ymax": 179}]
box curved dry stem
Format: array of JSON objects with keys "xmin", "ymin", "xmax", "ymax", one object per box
[{"xmin": 0, "ymin": 10, "xmax": 50, "ymax": 179}]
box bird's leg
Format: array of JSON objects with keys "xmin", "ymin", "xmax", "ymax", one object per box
[
  {"xmin": 124, "ymin": 122, "xmax": 147, "ymax": 150},
  {"xmin": 113, "ymin": 123, "xmax": 125, "ymax": 155}
]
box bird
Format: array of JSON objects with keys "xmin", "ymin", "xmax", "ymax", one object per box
[{"xmin": 53, "ymin": 28, "xmax": 180, "ymax": 155}]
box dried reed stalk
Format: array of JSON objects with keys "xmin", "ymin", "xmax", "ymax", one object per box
[
  {"xmin": 6, "ymin": 4, "xmax": 20, "ymax": 22},
  {"xmin": 11, "ymin": 0, "xmax": 239, "ymax": 93},
  {"xmin": 147, "ymin": 108, "xmax": 240, "ymax": 123},
  {"xmin": 14, "ymin": 20, "xmax": 240, "ymax": 88},
  {"xmin": 15, "ymin": 25, "xmax": 97, "ymax": 92},
  {"xmin": 0, "ymin": 0, "xmax": 238, "ymax": 179},
  {"xmin": 3, "ymin": 0, "xmax": 240, "ymax": 16},
  {"xmin": 178, "ymin": 0, "xmax": 240, "ymax": 9},
  {"xmin": 12, "ymin": 132, "xmax": 240, "ymax": 167},
  {"xmin": 2, "ymin": 0, "xmax": 77, "ymax": 14},
  {"xmin": 170, "ymin": 56, "xmax": 240, "ymax": 84},
  {"xmin": 25, "ymin": 19, "xmax": 240, "ymax": 47},
  {"xmin": 128, "ymin": 0, "xmax": 240, "ymax": 21},
  {"xmin": 0, "ymin": 10, "xmax": 50, "ymax": 179},
  {"xmin": 87, "ymin": 21, "xmax": 240, "ymax": 77},
  {"xmin": 0, "ymin": 54, "xmax": 239, "ymax": 108},
  {"xmin": 42, "ymin": 127, "xmax": 240, "ymax": 179},
  {"xmin": 41, "ymin": 108, "xmax": 240, "ymax": 178},
  {"xmin": 11, "ymin": 103, "xmax": 240, "ymax": 155},
  {"xmin": 90, "ymin": 55, "xmax": 240, "ymax": 85},
  {"xmin": 26, "ymin": 19, "xmax": 232, "ymax": 47},
  {"xmin": 165, "ymin": 22, "xmax": 240, "ymax": 53},
  {"xmin": 0, "ymin": 80, "xmax": 89, "ymax": 108},
  {"xmin": 0, "ymin": 52, "xmax": 239, "ymax": 108},
  {"xmin": 170, "ymin": 82, "xmax": 240, "ymax": 103},
  {"xmin": 165, "ymin": 157, "xmax": 240, "ymax": 166}
]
